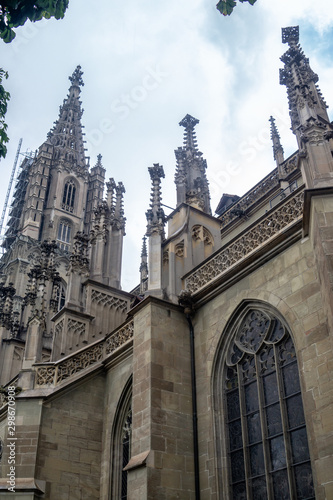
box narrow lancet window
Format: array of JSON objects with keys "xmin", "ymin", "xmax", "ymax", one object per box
[
  {"xmin": 62, "ymin": 180, "xmax": 76, "ymax": 212},
  {"xmin": 57, "ymin": 221, "xmax": 72, "ymax": 251}
]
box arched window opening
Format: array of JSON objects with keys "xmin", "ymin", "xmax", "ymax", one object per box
[
  {"xmin": 111, "ymin": 379, "xmax": 132, "ymax": 500},
  {"xmin": 57, "ymin": 221, "xmax": 72, "ymax": 251},
  {"xmin": 62, "ymin": 180, "xmax": 76, "ymax": 213},
  {"xmin": 121, "ymin": 406, "xmax": 132, "ymax": 500},
  {"xmin": 216, "ymin": 308, "xmax": 314, "ymax": 500},
  {"xmin": 56, "ymin": 282, "xmax": 66, "ymax": 311}
]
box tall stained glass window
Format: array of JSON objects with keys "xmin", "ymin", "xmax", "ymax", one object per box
[{"xmin": 221, "ymin": 309, "xmax": 314, "ymax": 500}]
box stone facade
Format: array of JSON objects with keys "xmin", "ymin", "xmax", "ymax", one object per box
[{"xmin": 0, "ymin": 26, "xmax": 333, "ymax": 499}]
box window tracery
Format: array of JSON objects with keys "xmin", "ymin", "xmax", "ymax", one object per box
[
  {"xmin": 215, "ymin": 307, "xmax": 314, "ymax": 500},
  {"xmin": 62, "ymin": 179, "xmax": 76, "ymax": 212},
  {"xmin": 111, "ymin": 380, "xmax": 132, "ymax": 500},
  {"xmin": 57, "ymin": 220, "xmax": 72, "ymax": 251}
]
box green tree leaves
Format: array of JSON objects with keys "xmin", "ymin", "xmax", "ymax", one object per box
[
  {"xmin": 0, "ymin": 0, "xmax": 69, "ymax": 43},
  {"xmin": 0, "ymin": 69, "xmax": 10, "ymax": 159},
  {"xmin": 216, "ymin": 0, "xmax": 257, "ymax": 16}
]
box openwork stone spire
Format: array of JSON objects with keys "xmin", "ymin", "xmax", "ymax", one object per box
[
  {"xmin": 175, "ymin": 114, "xmax": 211, "ymax": 214},
  {"xmin": 269, "ymin": 116, "xmax": 284, "ymax": 167},
  {"xmin": 280, "ymin": 26, "xmax": 329, "ymax": 135},
  {"xmin": 146, "ymin": 164, "xmax": 165, "ymax": 237},
  {"xmin": 47, "ymin": 65, "xmax": 87, "ymax": 171}
]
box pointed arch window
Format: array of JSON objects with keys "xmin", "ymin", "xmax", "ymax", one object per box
[
  {"xmin": 56, "ymin": 282, "xmax": 66, "ymax": 310},
  {"xmin": 111, "ymin": 381, "xmax": 132, "ymax": 500},
  {"xmin": 214, "ymin": 308, "xmax": 315, "ymax": 500},
  {"xmin": 57, "ymin": 220, "xmax": 72, "ymax": 251},
  {"xmin": 62, "ymin": 180, "xmax": 76, "ymax": 213}
]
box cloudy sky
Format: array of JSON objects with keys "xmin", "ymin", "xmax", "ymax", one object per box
[{"xmin": 1, "ymin": 0, "xmax": 333, "ymax": 290}]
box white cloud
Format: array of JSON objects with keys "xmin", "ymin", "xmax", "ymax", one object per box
[{"xmin": 1, "ymin": 0, "xmax": 332, "ymax": 289}]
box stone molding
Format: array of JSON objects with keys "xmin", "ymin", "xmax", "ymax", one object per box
[
  {"xmin": 185, "ymin": 188, "xmax": 304, "ymax": 294},
  {"xmin": 220, "ymin": 156, "xmax": 299, "ymax": 229},
  {"xmin": 33, "ymin": 318, "xmax": 134, "ymax": 388}
]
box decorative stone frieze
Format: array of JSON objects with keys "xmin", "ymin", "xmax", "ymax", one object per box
[
  {"xmin": 34, "ymin": 319, "xmax": 134, "ymax": 387},
  {"xmin": 36, "ymin": 366, "xmax": 56, "ymax": 386},
  {"xmin": 105, "ymin": 320, "xmax": 134, "ymax": 355},
  {"xmin": 91, "ymin": 289, "xmax": 128, "ymax": 311},
  {"xmin": 186, "ymin": 189, "xmax": 304, "ymax": 293},
  {"xmin": 56, "ymin": 343, "xmax": 104, "ymax": 383},
  {"xmin": 67, "ymin": 318, "xmax": 86, "ymax": 338}
]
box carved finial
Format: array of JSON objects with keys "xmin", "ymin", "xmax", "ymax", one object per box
[
  {"xmin": 69, "ymin": 65, "xmax": 84, "ymax": 88},
  {"xmin": 115, "ymin": 182, "xmax": 126, "ymax": 223},
  {"xmin": 139, "ymin": 236, "xmax": 148, "ymax": 293},
  {"xmin": 96, "ymin": 154, "xmax": 102, "ymax": 167},
  {"xmin": 106, "ymin": 177, "xmax": 116, "ymax": 207},
  {"xmin": 146, "ymin": 164, "xmax": 165, "ymax": 237},
  {"xmin": 269, "ymin": 116, "xmax": 284, "ymax": 165},
  {"xmin": 179, "ymin": 114, "xmax": 199, "ymax": 151},
  {"xmin": 282, "ymin": 26, "xmax": 299, "ymax": 46},
  {"xmin": 141, "ymin": 235, "xmax": 147, "ymax": 257},
  {"xmin": 175, "ymin": 115, "xmax": 211, "ymax": 213}
]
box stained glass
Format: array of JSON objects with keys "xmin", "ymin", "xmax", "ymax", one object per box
[
  {"xmin": 259, "ymin": 345, "xmax": 275, "ymax": 374},
  {"xmin": 230, "ymin": 344, "xmax": 244, "ymax": 365},
  {"xmin": 232, "ymin": 482, "xmax": 246, "ymax": 500},
  {"xmin": 286, "ymin": 394, "xmax": 305, "ymax": 429},
  {"xmin": 272, "ymin": 469, "xmax": 290, "ymax": 499},
  {"xmin": 266, "ymin": 403, "xmax": 282, "ymax": 436},
  {"xmin": 229, "ymin": 419, "xmax": 242, "ymax": 451},
  {"xmin": 291, "ymin": 428, "xmax": 310, "ymax": 463},
  {"xmin": 239, "ymin": 311, "xmax": 269, "ymax": 352},
  {"xmin": 269, "ymin": 435, "xmax": 286, "ymax": 470},
  {"xmin": 227, "ymin": 390, "xmax": 240, "ymax": 421},
  {"xmin": 226, "ymin": 366, "xmax": 239, "ymax": 390},
  {"xmin": 263, "ymin": 371, "xmax": 279, "ymax": 405},
  {"xmin": 247, "ymin": 412, "xmax": 261, "ymax": 444},
  {"xmin": 242, "ymin": 356, "xmax": 256, "ymax": 382},
  {"xmin": 251, "ymin": 476, "xmax": 267, "ymax": 500},
  {"xmin": 279, "ymin": 336, "xmax": 296, "ymax": 365},
  {"xmin": 267, "ymin": 319, "xmax": 285, "ymax": 343},
  {"xmin": 282, "ymin": 362, "xmax": 300, "ymax": 396},
  {"xmin": 223, "ymin": 309, "xmax": 314, "ymax": 500},
  {"xmin": 294, "ymin": 463, "xmax": 315, "ymax": 498},
  {"xmin": 249, "ymin": 443, "xmax": 265, "ymax": 476},
  {"xmin": 231, "ymin": 450, "xmax": 245, "ymax": 483},
  {"xmin": 245, "ymin": 381, "xmax": 258, "ymax": 413}
]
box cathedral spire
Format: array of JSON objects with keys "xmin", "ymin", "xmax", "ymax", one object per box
[
  {"xmin": 280, "ymin": 26, "xmax": 333, "ymax": 188},
  {"xmin": 47, "ymin": 65, "xmax": 87, "ymax": 170},
  {"xmin": 279, "ymin": 26, "xmax": 329, "ymax": 136},
  {"xmin": 269, "ymin": 116, "xmax": 284, "ymax": 167},
  {"xmin": 175, "ymin": 114, "xmax": 211, "ymax": 214}
]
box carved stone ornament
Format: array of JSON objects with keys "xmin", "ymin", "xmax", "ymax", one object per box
[
  {"xmin": 163, "ymin": 248, "xmax": 169, "ymax": 264},
  {"xmin": 105, "ymin": 320, "xmax": 134, "ymax": 355},
  {"xmin": 56, "ymin": 343, "xmax": 103, "ymax": 383},
  {"xmin": 186, "ymin": 190, "xmax": 304, "ymax": 293},
  {"xmin": 91, "ymin": 289, "xmax": 128, "ymax": 312},
  {"xmin": 34, "ymin": 319, "xmax": 134, "ymax": 387},
  {"xmin": 175, "ymin": 241, "xmax": 184, "ymax": 258}
]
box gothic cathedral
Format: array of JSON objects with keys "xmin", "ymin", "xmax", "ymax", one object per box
[{"xmin": 0, "ymin": 26, "xmax": 332, "ymax": 500}]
